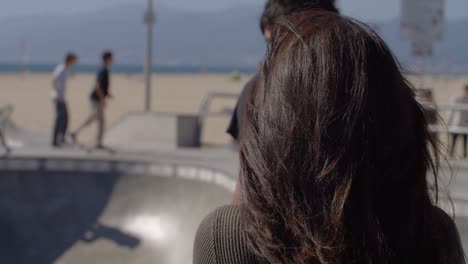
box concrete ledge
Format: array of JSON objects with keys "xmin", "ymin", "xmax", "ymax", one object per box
[
  {"xmin": 105, "ymin": 112, "xmax": 201, "ymax": 151},
  {"xmin": 0, "ymin": 157, "xmax": 236, "ymax": 192}
]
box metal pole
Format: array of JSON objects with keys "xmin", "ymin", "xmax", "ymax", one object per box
[{"xmin": 144, "ymin": 0, "xmax": 155, "ymax": 112}]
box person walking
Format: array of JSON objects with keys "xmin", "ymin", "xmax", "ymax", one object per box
[
  {"xmin": 51, "ymin": 52, "xmax": 78, "ymax": 147},
  {"xmin": 71, "ymin": 51, "xmax": 113, "ymax": 149}
]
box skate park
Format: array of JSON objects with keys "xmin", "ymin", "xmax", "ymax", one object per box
[
  {"xmin": 0, "ymin": 104, "xmax": 238, "ymax": 264},
  {"xmin": 1, "ymin": 0, "xmax": 468, "ymax": 263},
  {"xmin": 1, "ymin": 91, "xmax": 468, "ymax": 263}
]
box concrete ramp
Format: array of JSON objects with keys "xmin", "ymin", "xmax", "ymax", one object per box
[
  {"xmin": 105, "ymin": 113, "xmax": 200, "ymax": 151},
  {"xmin": 4, "ymin": 156, "xmax": 468, "ymax": 263},
  {"xmin": 0, "ymin": 158, "xmax": 234, "ymax": 264}
]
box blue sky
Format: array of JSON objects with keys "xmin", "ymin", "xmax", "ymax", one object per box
[{"xmin": 1, "ymin": 0, "xmax": 467, "ymax": 21}]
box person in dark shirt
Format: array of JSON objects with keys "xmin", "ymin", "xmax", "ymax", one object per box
[
  {"xmin": 229, "ymin": 0, "xmax": 339, "ymax": 204},
  {"xmin": 71, "ymin": 51, "xmax": 113, "ymax": 148},
  {"xmin": 227, "ymin": 0, "xmax": 338, "ymax": 142},
  {"xmin": 226, "ymin": 75, "xmax": 259, "ymax": 141}
]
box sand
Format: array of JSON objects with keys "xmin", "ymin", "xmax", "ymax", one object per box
[
  {"xmin": 0, "ymin": 72, "xmax": 250, "ymax": 145},
  {"xmin": 408, "ymin": 75, "xmax": 468, "ymax": 103},
  {"xmin": 1, "ymin": 72, "xmax": 468, "ymax": 147}
]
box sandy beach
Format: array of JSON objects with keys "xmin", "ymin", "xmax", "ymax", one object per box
[
  {"xmin": 0, "ymin": 72, "xmax": 251, "ymax": 145},
  {"xmin": 0, "ymin": 72, "xmax": 468, "ymax": 147}
]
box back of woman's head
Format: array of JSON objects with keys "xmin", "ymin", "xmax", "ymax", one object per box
[
  {"xmin": 240, "ymin": 10, "xmax": 459, "ymax": 264},
  {"xmin": 260, "ymin": 0, "xmax": 338, "ymax": 33}
]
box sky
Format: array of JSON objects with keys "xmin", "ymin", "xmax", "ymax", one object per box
[{"xmin": 0, "ymin": 0, "xmax": 467, "ymax": 21}]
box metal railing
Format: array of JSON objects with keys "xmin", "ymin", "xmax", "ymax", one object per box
[
  {"xmin": 422, "ymin": 103, "xmax": 468, "ymax": 111},
  {"xmin": 196, "ymin": 96, "xmax": 468, "ymax": 147},
  {"xmin": 197, "ymin": 92, "xmax": 239, "ymax": 141},
  {"xmin": 0, "ymin": 105, "xmax": 13, "ymax": 152},
  {"xmin": 422, "ymin": 103, "xmax": 468, "ymax": 135},
  {"xmin": 198, "ymin": 92, "xmax": 239, "ymax": 122}
]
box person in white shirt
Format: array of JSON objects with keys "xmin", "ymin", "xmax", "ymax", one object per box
[
  {"xmin": 448, "ymin": 85, "xmax": 468, "ymax": 158},
  {"xmin": 52, "ymin": 52, "xmax": 77, "ymax": 147}
]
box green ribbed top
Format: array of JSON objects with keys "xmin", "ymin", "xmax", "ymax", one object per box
[
  {"xmin": 194, "ymin": 205, "xmax": 465, "ymax": 264},
  {"xmin": 193, "ymin": 205, "xmax": 259, "ymax": 264}
]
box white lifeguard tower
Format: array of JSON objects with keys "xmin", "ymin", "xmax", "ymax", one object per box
[{"xmin": 401, "ymin": 0, "xmax": 446, "ymax": 87}]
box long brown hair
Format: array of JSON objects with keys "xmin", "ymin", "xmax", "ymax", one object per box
[{"xmin": 240, "ymin": 10, "xmax": 463, "ymax": 264}]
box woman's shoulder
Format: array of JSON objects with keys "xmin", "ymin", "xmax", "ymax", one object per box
[
  {"xmin": 433, "ymin": 206, "xmax": 460, "ymax": 240},
  {"xmin": 193, "ymin": 205, "xmax": 259, "ymax": 264},
  {"xmin": 432, "ymin": 206, "xmax": 466, "ymax": 263}
]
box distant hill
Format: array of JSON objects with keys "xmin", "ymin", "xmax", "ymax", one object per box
[
  {"xmin": 0, "ymin": 3, "xmax": 467, "ymax": 73},
  {"xmin": 0, "ymin": 3, "xmax": 265, "ymax": 67}
]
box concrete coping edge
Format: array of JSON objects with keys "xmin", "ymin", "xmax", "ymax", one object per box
[{"xmin": 0, "ymin": 157, "xmax": 237, "ymax": 193}]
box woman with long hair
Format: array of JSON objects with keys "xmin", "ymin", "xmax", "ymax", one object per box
[{"xmin": 194, "ymin": 10, "xmax": 465, "ymax": 264}]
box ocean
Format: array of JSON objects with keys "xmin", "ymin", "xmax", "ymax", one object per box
[
  {"xmin": 3, "ymin": 63, "xmax": 466, "ymax": 76},
  {"xmin": 0, "ymin": 63, "xmax": 257, "ymax": 74}
]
